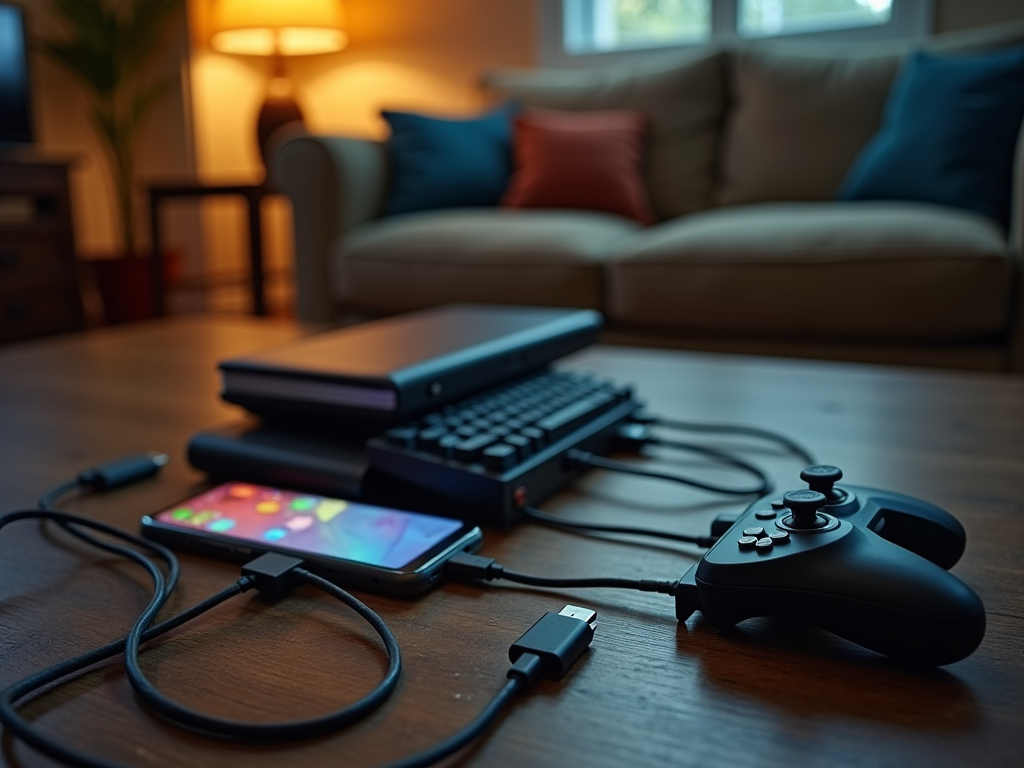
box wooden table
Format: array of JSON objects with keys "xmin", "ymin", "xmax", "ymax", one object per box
[{"xmin": 1, "ymin": 316, "xmax": 1022, "ymax": 768}]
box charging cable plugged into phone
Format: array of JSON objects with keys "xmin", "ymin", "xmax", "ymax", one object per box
[{"xmin": 1, "ymin": 454, "xmax": 600, "ymax": 768}]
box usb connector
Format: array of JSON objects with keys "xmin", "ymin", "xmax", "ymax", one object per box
[
  {"xmin": 557, "ymin": 605, "xmax": 598, "ymax": 627},
  {"xmin": 507, "ymin": 604, "xmax": 597, "ymax": 687}
]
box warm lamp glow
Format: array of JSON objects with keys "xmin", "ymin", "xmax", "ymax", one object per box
[{"xmin": 211, "ymin": 0, "xmax": 347, "ymax": 56}]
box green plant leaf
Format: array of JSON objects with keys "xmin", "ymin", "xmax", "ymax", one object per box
[
  {"xmin": 39, "ymin": 39, "xmax": 119, "ymax": 96},
  {"xmin": 130, "ymin": 75, "xmax": 178, "ymax": 129},
  {"xmin": 122, "ymin": 0, "xmax": 184, "ymax": 72},
  {"xmin": 37, "ymin": 0, "xmax": 185, "ymax": 254}
]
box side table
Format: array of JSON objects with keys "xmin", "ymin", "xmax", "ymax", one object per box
[{"xmin": 148, "ymin": 182, "xmax": 270, "ymax": 316}]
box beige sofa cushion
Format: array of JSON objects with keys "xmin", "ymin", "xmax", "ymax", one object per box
[
  {"xmin": 714, "ymin": 50, "xmax": 902, "ymax": 207},
  {"xmin": 335, "ymin": 209, "xmax": 640, "ymax": 313},
  {"xmin": 483, "ymin": 49, "xmax": 725, "ymax": 222},
  {"xmin": 607, "ymin": 202, "xmax": 1012, "ymax": 341},
  {"xmin": 714, "ymin": 20, "xmax": 1024, "ymax": 209}
]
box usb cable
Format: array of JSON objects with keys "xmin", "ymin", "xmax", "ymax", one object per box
[
  {"xmin": 382, "ymin": 605, "xmax": 597, "ymax": 768},
  {"xmin": 446, "ymin": 551, "xmax": 684, "ymax": 597},
  {"xmin": 5, "ymin": 455, "xmax": 600, "ymax": 768}
]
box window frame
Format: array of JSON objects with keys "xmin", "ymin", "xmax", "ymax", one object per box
[{"xmin": 538, "ymin": 0, "xmax": 934, "ymax": 68}]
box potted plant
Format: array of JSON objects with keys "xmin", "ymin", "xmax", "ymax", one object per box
[{"xmin": 38, "ymin": 0, "xmax": 183, "ymax": 321}]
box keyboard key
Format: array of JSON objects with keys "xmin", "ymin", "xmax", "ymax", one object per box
[
  {"xmin": 482, "ymin": 443, "xmax": 517, "ymax": 472},
  {"xmin": 536, "ymin": 393, "xmax": 615, "ymax": 442},
  {"xmin": 437, "ymin": 434, "xmax": 461, "ymax": 458},
  {"xmin": 518, "ymin": 426, "xmax": 546, "ymax": 450},
  {"xmin": 417, "ymin": 426, "xmax": 449, "ymax": 452},
  {"xmin": 453, "ymin": 433, "xmax": 498, "ymax": 463},
  {"xmin": 504, "ymin": 433, "xmax": 532, "ymax": 456},
  {"xmin": 385, "ymin": 427, "xmax": 417, "ymax": 448}
]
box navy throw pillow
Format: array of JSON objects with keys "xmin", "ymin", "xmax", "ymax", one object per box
[
  {"xmin": 837, "ymin": 46, "xmax": 1024, "ymax": 231},
  {"xmin": 382, "ymin": 102, "xmax": 519, "ymax": 216}
]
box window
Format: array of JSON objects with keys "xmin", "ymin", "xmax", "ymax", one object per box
[{"xmin": 542, "ymin": 0, "xmax": 932, "ymax": 66}]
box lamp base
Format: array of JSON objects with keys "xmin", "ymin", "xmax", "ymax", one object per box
[{"xmin": 257, "ymin": 93, "xmax": 304, "ymax": 170}]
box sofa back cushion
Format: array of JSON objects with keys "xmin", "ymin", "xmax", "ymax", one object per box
[
  {"xmin": 715, "ymin": 19, "xmax": 1024, "ymax": 209},
  {"xmin": 714, "ymin": 49, "xmax": 903, "ymax": 207},
  {"xmin": 483, "ymin": 49, "xmax": 725, "ymax": 222}
]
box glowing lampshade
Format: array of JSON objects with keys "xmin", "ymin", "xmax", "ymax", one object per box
[{"xmin": 211, "ymin": 0, "xmax": 347, "ymax": 57}]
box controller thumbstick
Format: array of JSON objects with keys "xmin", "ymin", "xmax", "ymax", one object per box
[
  {"xmin": 782, "ymin": 490, "xmax": 829, "ymax": 529},
  {"xmin": 799, "ymin": 465, "xmax": 847, "ymax": 504}
]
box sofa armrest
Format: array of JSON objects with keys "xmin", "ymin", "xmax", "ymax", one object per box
[
  {"xmin": 271, "ymin": 133, "xmax": 387, "ymax": 321},
  {"xmin": 1009, "ymin": 116, "xmax": 1024, "ymax": 372}
]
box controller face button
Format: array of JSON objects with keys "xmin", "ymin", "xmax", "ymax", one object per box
[
  {"xmin": 743, "ymin": 526, "xmax": 767, "ymax": 538},
  {"xmin": 770, "ymin": 499, "xmax": 787, "ymax": 509},
  {"xmin": 769, "ymin": 530, "xmax": 790, "ymax": 544},
  {"xmin": 755, "ymin": 537, "xmax": 774, "ymax": 551},
  {"xmin": 755, "ymin": 509, "xmax": 778, "ymax": 520},
  {"xmin": 738, "ymin": 536, "xmax": 759, "ymax": 550}
]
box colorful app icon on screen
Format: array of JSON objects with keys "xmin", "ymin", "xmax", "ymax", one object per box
[
  {"xmin": 264, "ymin": 528, "xmax": 287, "ymax": 542},
  {"xmin": 315, "ymin": 499, "xmax": 347, "ymax": 523},
  {"xmin": 285, "ymin": 515, "xmax": 314, "ymax": 532}
]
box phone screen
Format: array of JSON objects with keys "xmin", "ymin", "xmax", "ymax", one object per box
[{"xmin": 149, "ymin": 482, "xmax": 466, "ymax": 569}]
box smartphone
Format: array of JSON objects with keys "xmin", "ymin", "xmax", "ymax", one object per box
[{"xmin": 141, "ymin": 482, "xmax": 483, "ymax": 596}]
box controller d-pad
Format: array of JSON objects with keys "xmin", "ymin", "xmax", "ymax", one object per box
[
  {"xmin": 743, "ymin": 526, "xmax": 767, "ymax": 538},
  {"xmin": 737, "ymin": 536, "xmax": 759, "ymax": 550},
  {"xmin": 754, "ymin": 538, "xmax": 774, "ymax": 551}
]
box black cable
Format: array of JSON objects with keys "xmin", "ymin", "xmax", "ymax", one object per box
[
  {"xmin": 122, "ymin": 563, "xmax": 404, "ymax": 741},
  {"xmin": 0, "ymin": 509, "xmax": 184, "ymax": 768},
  {"xmin": 446, "ymin": 552, "xmax": 682, "ymax": 596},
  {"xmin": 381, "ymin": 678, "xmax": 523, "ymax": 768},
  {"xmin": 379, "ymin": 605, "xmax": 597, "ymax": 768},
  {"xmin": 632, "ymin": 412, "xmax": 817, "ymax": 466},
  {"xmin": 37, "ymin": 452, "xmax": 181, "ymax": 599},
  {"xmin": 567, "ymin": 448, "xmax": 772, "ymax": 496},
  {"xmin": 6, "ymin": 457, "xmax": 599, "ymax": 768},
  {"xmin": 0, "ymin": 509, "xmax": 403, "ymax": 768},
  {"xmin": 522, "ymin": 505, "xmax": 718, "ymax": 548}
]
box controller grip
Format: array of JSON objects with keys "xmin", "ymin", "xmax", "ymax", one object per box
[
  {"xmin": 696, "ymin": 528, "xmax": 985, "ymax": 665},
  {"xmin": 860, "ymin": 489, "xmax": 966, "ymax": 570}
]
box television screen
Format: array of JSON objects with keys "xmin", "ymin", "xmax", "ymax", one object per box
[{"xmin": 0, "ymin": 3, "xmax": 34, "ymax": 145}]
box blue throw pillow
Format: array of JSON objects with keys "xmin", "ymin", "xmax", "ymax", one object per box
[
  {"xmin": 382, "ymin": 103, "xmax": 519, "ymax": 216},
  {"xmin": 837, "ymin": 46, "xmax": 1024, "ymax": 231}
]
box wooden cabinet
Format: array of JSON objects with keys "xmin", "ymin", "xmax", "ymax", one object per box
[{"xmin": 0, "ymin": 152, "xmax": 84, "ymax": 343}]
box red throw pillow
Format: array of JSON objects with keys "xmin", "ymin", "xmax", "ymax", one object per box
[{"xmin": 501, "ymin": 109, "xmax": 655, "ymax": 225}]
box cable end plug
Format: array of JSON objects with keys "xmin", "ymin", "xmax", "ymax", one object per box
[
  {"xmin": 242, "ymin": 552, "xmax": 306, "ymax": 601},
  {"xmin": 508, "ymin": 605, "xmax": 597, "ymax": 688},
  {"xmin": 78, "ymin": 451, "xmax": 170, "ymax": 491}
]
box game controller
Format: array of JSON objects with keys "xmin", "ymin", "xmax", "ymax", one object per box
[{"xmin": 675, "ymin": 466, "xmax": 986, "ymax": 666}]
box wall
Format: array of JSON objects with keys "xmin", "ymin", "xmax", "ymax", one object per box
[
  {"xmin": 185, "ymin": 0, "xmax": 534, "ymax": 311},
  {"xmin": 15, "ymin": 0, "xmax": 196, "ymax": 260},
  {"xmin": 934, "ymin": 0, "xmax": 1024, "ymax": 32}
]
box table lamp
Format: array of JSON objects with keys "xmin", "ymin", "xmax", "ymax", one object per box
[{"xmin": 210, "ymin": 0, "xmax": 347, "ymax": 168}]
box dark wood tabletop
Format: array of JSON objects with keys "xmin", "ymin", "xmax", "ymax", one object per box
[{"xmin": 1, "ymin": 316, "xmax": 1022, "ymax": 768}]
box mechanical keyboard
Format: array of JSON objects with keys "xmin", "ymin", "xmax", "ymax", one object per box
[{"xmin": 366, "ymin": 369, "xmax": 639, "ymax": 527}]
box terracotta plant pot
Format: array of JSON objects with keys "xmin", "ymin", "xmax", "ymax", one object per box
[{"xmin": 91, "ymin": 252, "xmax": 178, "ymax": 325}]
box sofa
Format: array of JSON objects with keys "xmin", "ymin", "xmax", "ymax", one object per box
[{"xmin": 273, "ymin": 20, "xmax": 1024, "ymax": 373}]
